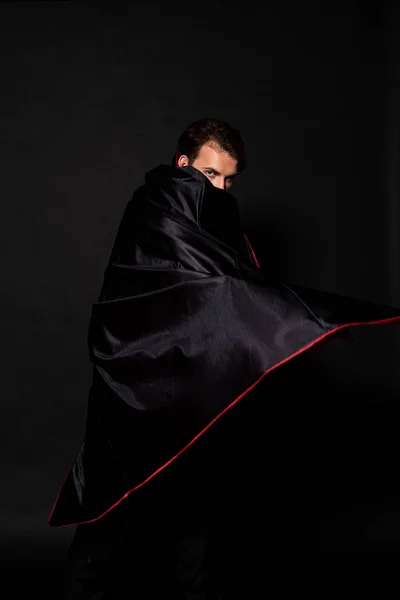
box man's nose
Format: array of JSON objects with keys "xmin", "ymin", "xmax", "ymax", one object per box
[{"xmin": 214, "ymin": 178, "xmax": 225, "ymax": 190}]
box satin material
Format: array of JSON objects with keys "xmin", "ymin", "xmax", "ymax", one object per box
[{"xmin": 49, "ymin": 165, "xmax": 400, "ymax": 526}]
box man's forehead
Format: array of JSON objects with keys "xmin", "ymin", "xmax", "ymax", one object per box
[{"xmin": 197, "ymin": 143, "xmax": 238, "ymax": 173}]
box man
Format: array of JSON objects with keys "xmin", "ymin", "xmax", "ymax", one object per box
[{"xmin": 49, "ymin": 118, "xmax": 400, "ymax": 599}]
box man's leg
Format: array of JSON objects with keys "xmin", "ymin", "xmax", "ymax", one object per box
[
  {"xmin": 64, "ymin": 506, "xmax": 124, "ymax": 600},
  {"xmin": 168, "ymin": 523, "xmax": 221, "ymax": 600}
]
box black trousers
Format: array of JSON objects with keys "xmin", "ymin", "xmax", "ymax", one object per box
[
  {"xmin": 63, "ymin": 386, "xmax": 278, "ymax": 600},
  {"xmin": 63, "ymin": 451, "xmax": 228, "ymax": 600},
  {"xmin": 64, "ymin": 504, "xmax": 221, "ymax": 599}
]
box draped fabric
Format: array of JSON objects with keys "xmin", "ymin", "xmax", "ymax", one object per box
[{"xmin": 48, "ymin": 165, "xmax": 400, "ymax": 527}]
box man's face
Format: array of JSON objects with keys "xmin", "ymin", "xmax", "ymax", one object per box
[{"xmin": 177, "ymin": 143, "xmax": 238, "ymax": 190}]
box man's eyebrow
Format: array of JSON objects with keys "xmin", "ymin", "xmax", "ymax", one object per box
[{"xmin": 203, "ymin": 167, "xmax": 238, "ymax": 179}]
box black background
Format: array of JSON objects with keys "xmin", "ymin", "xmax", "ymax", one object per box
[{"xmin": 2, "ymin": 0, "xmax": 400, "ymax": 596}]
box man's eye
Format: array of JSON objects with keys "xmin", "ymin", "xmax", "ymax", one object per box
[{"xmin": 205, "ymin": 170, "xmax": 215, "ymax": 177}]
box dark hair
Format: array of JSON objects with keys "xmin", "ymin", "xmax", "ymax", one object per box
[{"xmin": 176, "ymin": 118, "xmax": 246, "ymax": 172}]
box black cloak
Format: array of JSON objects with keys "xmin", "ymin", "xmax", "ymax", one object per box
[{"xmin": 48, "ymin": 165, "xmax": 400, "ymax": 527}]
